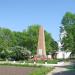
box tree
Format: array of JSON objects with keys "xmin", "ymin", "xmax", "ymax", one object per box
[
  {"xmin": 61, "ymin": 12, "xmax": 75, "ymax": 53},
  {"xmin": 0, "ymin": 28, "xmax": 16, "ymax": 49},
  {"xmin": 45, "ymin": 31, "xmax": 58, "ymax": 54},
  {"xmin": 0, "ymin": 28, "xmax": 16, "ymax": 60},
  {"xmin": 23, "ymin": 25, "xmax": 40, "ymax": 54},
  {"xmin": 23, "ymin": 25, "xmax": 58, "ymax": 54},
  {"xmin": 62, "ymin": 12, "xmax": 75, "ymax": 26},
  {"xmin": 0, "ymin": 25, "xmax": 58, "ymax": 60},
  {"xmin": 13, "ymin": 32, "xmax": 24, "ymax": 46}
]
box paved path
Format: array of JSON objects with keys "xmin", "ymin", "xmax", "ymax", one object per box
[
  {"xmin": 47, "ymin": 67, "xmax": 68, "ymax": 75},
  {"xmin": 47, "ymin": 62, "xmax": 75, "ymax": 75},
  {"xmin": 0, "ymin": 66, "xmax": 35, "ymax": 75},
  {"xmin": 52, "ymin": 70, "xmax": 75, "ymax": 75}
]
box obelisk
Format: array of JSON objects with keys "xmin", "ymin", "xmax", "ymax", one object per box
[{"xmin": 37, "ymin": 26, "xmax": 46, "ymax": 57}]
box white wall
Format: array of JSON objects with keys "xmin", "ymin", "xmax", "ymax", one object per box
[{"xmin": 56, "ymin": 51, "xmax": 71, "ymax": 59}]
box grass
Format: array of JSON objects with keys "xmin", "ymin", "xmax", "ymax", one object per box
[
  {"xmin": 0, "ymin": 59, "xmax": 61, "ymax": 65},
  {"xmin": 47, "ymin": 59, "xmax": 59, "ymax": 64},
  {"xmin": 24, "ymin": 59, "xmax": 59, "ymax": 64},
  {"xmin": 67, "ymin": 66, "xmax": 75, "ymax": 71},
  {"xmin": 0, "ymin": 59, "xmax": 59, "ymax": 68},
  {"xmin": 0, "ymin": 62, "xmax": 42, "ymax": 67},
  {"xmin": 30, "ymin": 67, "xmax": 53, "ymax": 75}
]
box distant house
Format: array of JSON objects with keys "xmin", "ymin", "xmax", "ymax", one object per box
[
  {"xmin": 56, "ymin": 51, "xmax": 71, "ymax": 59},
  {"xmin": 48, "ymin": 51, "xmax": 71, "ymax": 59}
]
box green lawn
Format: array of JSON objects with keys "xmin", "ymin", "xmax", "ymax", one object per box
[
  {"xmin": 30, "ymin": 67, "xmax": 53, "ymax": 75},
  {"xmin": 24, "ymin": 59, "xmax": 59, "ymax": 64}
]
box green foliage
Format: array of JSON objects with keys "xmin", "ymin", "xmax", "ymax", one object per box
[
  {"xmin": 30, "ymin": 67, "xmax": 53, "ymax": 75},
  {"xmin": 45, "ymin": 31, "xmax": 58, "ymax": 54},
  {"xmin": 23, "ymin": 25, "xmax": 58, "ymax": 54},
  {"xmin": 23, "ymin": 25, "xmax": 40, "ymax": 54},
  {"xmin": 0, "ymin": 24, "xmax": 57, "ymax": 60},
  {"xmin": 47, "ymin": 59, "xmax": 58, "ymax": 64},
  {"xmin": 0, "ymin": 28, "xmax": 16, "ymax": 47},
  {"xmin": 61, "ymin": 12, "xmax": 75, "ymax": 53},
  {"xmin": 62, "ymin": 12, "xmax": 75, "ymax": 26},
  {"xmin": 9, "ymin": 46, "xmax": 31, "ymax": 61}
]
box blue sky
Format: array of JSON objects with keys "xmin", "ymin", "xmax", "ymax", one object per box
[{"xmin": 0, "ymin": 0, "xmax": 75, "ymax": 41}]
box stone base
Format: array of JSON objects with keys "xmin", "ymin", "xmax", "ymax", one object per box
[{"xmin": 33, "ymin": 55, "xmax": 47, "ymax": 61}]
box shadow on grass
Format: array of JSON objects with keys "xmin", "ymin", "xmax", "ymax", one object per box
[
  {"xmin": 53, "ymin": 64, "xmax": 75, "ymax": 75},
  {"xmin": 53, "ymin": 60, "xmax": 75, "ymax": 75},
  {"xmin": 53, "ymin": 70, "xmax": 75, "ymax": 75}
]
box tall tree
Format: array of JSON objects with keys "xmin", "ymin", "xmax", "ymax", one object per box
[
  {"xmin": 61, "ymin": 12, "xmax": 75, "ymax": 53},
  {"xmin": 0, "ymin": 25, "xmax": 58, "ymax": 60},
  {"xmin": 23, "ymin": 25, "xmax": 58, "ymax": 54},
  {"xmin": 23, "ymin": 25, "xmax": 40, "ymax": 54}
]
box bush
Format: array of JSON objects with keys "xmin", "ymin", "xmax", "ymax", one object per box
[{"xmin": 9, "ymin": 46, "xmax": 31, "ymax": 61}]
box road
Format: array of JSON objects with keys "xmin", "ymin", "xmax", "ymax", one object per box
[
  {"xmin": 47, "ymin": 61, "xmax": 75, "ymax": 75},
  {"xmin": 53, "ymin": 70, "xmax": 75, "ymax": 75}
]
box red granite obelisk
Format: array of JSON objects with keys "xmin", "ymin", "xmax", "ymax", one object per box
[{"xmin": 37, "ymin": 26, "xmax": 46, "ymax": 57}]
